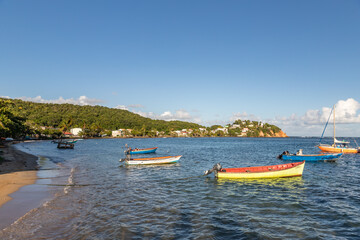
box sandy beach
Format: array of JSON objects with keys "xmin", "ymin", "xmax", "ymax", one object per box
[
  {"xmin": 0, "ymin": 171, "xmax": 37, "ymax": 208},
  {"xmin": 0, "ymin": 143, "xmax": 39, "ymax": 208}
]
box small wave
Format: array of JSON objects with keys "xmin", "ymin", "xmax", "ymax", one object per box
[{"xmin": 64, "ymin": 167, "xmax": 76, "ymax": 194}]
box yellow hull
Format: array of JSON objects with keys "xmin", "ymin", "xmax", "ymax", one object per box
[
  {"xmin": 318, "ymin": 145, "xmax": 359, "ymax": 154},
  {"xmin": 216, "ymin": 162, "xmax": 305, "ymax": 179}
]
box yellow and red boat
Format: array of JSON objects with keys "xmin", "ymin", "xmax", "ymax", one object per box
[{"xmin": 204, "ymin": 161, "xmax": 305, "ymax": 179}]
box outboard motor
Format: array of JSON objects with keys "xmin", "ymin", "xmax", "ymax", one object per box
[
  {"xmin": 204, "ymin": 163, "xmax": 222, "ymax": 175},
  {"xmin": 277, "ymin": 151, "xmax": 290, "ymax": 159}
]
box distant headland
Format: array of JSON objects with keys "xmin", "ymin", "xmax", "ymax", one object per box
[{"xmin": 0, "ymin": 98, "xmax": 287, "ymax": 139}]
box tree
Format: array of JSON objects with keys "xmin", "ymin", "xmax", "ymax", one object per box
[{"xmin": 0, "ymin": 99, "xmax": 29, "ymax": 138}]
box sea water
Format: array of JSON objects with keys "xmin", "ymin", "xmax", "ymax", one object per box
[{"xmin": 1, "ymin": 137, "xmax": 360, "ymax": 239}]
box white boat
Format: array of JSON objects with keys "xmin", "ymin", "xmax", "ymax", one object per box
[{"xmin": 119, "ymin": 155, "xmax": 182, "ymax": 165}]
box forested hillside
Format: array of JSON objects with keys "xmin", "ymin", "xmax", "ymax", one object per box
[
  {"xmin": 0, "ymin": 98, "xmax": 203, "ymax": 137},
  {"xmin": 1, "ymin": 98, "xmax": 287, "ymax": 138}
]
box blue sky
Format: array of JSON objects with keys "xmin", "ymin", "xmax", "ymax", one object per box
[{"xmin": 1, "ymin": 0, "xmax": 360, "ymax": 136}]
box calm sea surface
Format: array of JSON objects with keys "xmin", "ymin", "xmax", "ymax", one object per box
[{"xmin": 1, "ymin": 137, "xmax": 360, "ymax": 239}]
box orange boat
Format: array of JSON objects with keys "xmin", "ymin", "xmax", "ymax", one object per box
[
  {"xmin": 318, "ymin": 143, "xmax": 359, "ymax": 154},
  {"xmin": 318, "ymin": 105, "xmax": 359, "ymax": 154}
]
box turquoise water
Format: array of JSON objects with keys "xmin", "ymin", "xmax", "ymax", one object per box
[{"xmin": 1, "ymin": 137, "xmax": 360, "ymax": 239}]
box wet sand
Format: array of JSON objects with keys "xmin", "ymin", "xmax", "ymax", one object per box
[
  {"xmin": 0, "ymin": 142, "xmax": 38, "ymax": 174},
  {"xmin": 0, "ymin": 143, "xmax": 40, "ymax": 228},
  {"xmin": 0, "ymin": 171, "xmax": 38, "ymax": 208}
]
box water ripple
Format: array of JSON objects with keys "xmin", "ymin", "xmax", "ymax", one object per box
[{"xmin": 1, "ymin": 138, "xmax": 360, "ymax": 239}]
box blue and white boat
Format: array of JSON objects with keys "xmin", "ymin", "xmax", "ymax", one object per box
[
  {"xmin": 125, "ymin": 147, "xmax": 158, "ymax": 155},
  {"xmin": 278, "ymin": 149, "xmax": 342, "ymax": 162}
]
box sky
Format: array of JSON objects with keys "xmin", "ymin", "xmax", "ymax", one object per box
[{"xmin": 1, "ymin": 0, "xmax": 360, "ymax": 137}]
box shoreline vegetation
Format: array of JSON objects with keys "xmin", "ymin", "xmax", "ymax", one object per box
[{"xmin": 0, "ymin": 97, "xmax": 288, "ymax": 140}]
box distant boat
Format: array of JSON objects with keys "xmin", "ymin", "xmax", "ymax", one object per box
[
  {"xmin": 278, "ymin": 150, "xmax": 342, "ymax": 162},
  {"xmin": 57, "ymin": 142, "xmax": 74, "ymax": 149},
  {"xmin": 125, "ymin": 147, "xmax": 158, "ymax": 155},
  {"xmin": 52, "ymin": 139, "xmax": 78, "ymax": 144},
  {"xmin": 318, "ymin": 105, "xmax": 360, "ymax": 153},
  {"xmin": 119, "ymin": 155, "xmax": 181, "ymax": 165},
  {"xmin": 204, "ymin": 161, "xmax": 305, "ymax": 179}
]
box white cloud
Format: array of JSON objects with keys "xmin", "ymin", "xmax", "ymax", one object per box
[
  {"xmin": 159, "ymin": 110, "xmax": 192, "ymax": 121},
  {"xmin": 114, "ymin": 104, "xmax": 144, "ymax": 111},
  {"xmin": 115, "ymin": 105, "xmax": 129, "ymax": 110},
  {"xmin": 230, "ymin": 112, "xmax": 261, "ymax": 123},
  {"xmin": 17, "ymin": 95, "xmax": 104, "ymax": 106},
  {"xmin": 229, "ymin": 98, "xmax": 360, "ymax": 136},
  {"xmin": 127, "ymin": 104, "xmax": 144, "ymax": 109},
  {"xmin": 134, "ymin": 109, "xmax": 201, "ymax": 124},
  {"xmin": 299, "ymin": 98, "xmax": 360, "ymax": 125}
]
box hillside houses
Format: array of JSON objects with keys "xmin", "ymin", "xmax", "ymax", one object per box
[
  {"xmin": 211, "ymin": 127, "xmax": 228, "ymax": 135},
  {"xmin": 112, "ymin": 129, "xmax": 132, "ymax": 137},
  {"xmin": 29, "ymin": 119, "xmax": 284, "ymax": 139},
  {"xmin": 70, "ymin": 128, "xmax": 82, "ymax": 136}
]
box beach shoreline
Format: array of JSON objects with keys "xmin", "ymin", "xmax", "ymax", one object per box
[
  {"xmin": 0, "ymin": 171, "xmax": 37, "ymax": 208},
  {"xmin": 0, "ymin": 142, "xmax": 39, "ymax": 174},
  {"xmin": 0, "ymin": 142, "xmax": 39, "ymax": 210}
]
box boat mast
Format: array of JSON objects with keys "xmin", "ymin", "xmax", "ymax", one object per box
[{"xmin": 333, "ymin": 105, "xmax": 335, "ymax": 146}]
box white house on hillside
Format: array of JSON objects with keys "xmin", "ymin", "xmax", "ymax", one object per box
[
  {"xmin": 70, "ymin": 128, "xmax": 83, "ymax": 136},
  {"xmin": 230, "ymin": 124, "xmax": 241, "ymax": 129},
  {"xmin": 112, "ymin": 129, "xmax": 123, "ymax": 137}
]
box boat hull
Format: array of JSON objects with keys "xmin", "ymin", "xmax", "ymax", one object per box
[
  {"xmin": 318, "ymin": 145, "xmax": 359, "ymax": 154},
  {"xmin": 280, "ymin": 153, "xmax": 342, "ymax": 161},
  {"xmin": 216, "ymin": 161, "xmax": 305, "ymax": 179},
  {"xmin": 124, "ymin": 155, "xmax": 181, "ymax": 165},
  {"xmin": 128, "ymin": 147, "xmax": 158, "ymax": 155}
]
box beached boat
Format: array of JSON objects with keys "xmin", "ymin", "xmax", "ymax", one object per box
[
  {"xmin": 119, "ymin": 155, "xmax": 182, "ymax": 165},
  {"xmin": 318, "ymin": 105, "xmax": 360, "ymax": 153},
  {"xmin": 278, "ymin": 150, "xmax": 342, "ymax": 162},
  {"xmin": 125, "ymin": 147, "xmax": 158, "ymax": 155},
  {"xmin": 204, "ymin": 161, "xmax": 305, "ymax": 179}
]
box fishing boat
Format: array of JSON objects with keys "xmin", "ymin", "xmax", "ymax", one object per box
[
  {"xmin": 204, "ymin": 161, "xmax": 305, "ymax": 179},
  {"xmin": 278, "ymin": 150, "xmax": 342, "ymax": 162},
  {"xmin": 52, "ymin": 139, "xmax": 78, "ymax": 144},
  {"xmin": 125, "ymin": 147, "xmax": 158, "ymax": 155},
  {"xmin": 318, "ymin": 105, "xmax": 360, "ymax": 153},
  {"xmin": 57, "ymin": 142, "xmax": 74, "ymax": 149},
  {"xmin": 119, "ymin": 155, "xmax": 182, "ymax": 165}
]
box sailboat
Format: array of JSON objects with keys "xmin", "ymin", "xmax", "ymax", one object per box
[{"xmin": 318, "ymin": 105, "xmax": 360, "ymax": 153}]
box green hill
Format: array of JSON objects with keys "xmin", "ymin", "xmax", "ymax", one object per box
[{"xmin": 0, "ymin": 98, "xmax": 203, "ymax": 137}]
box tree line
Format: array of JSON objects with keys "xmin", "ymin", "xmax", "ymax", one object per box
[{"xmin": 0, "ymin": 98, "xmax": 203, "ymax": 138}]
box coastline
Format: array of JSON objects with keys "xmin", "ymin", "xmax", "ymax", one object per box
[
  {"xmin": 0, "ymin": 142, "xmax": 39, "ymax": 174},
  {"xmin": 0, "ymin": 171, "xmax": 37, "ymax": 208},
  {"xmin": 0, "ymin": 143, "xmax": 39, "ymax": 209}
]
